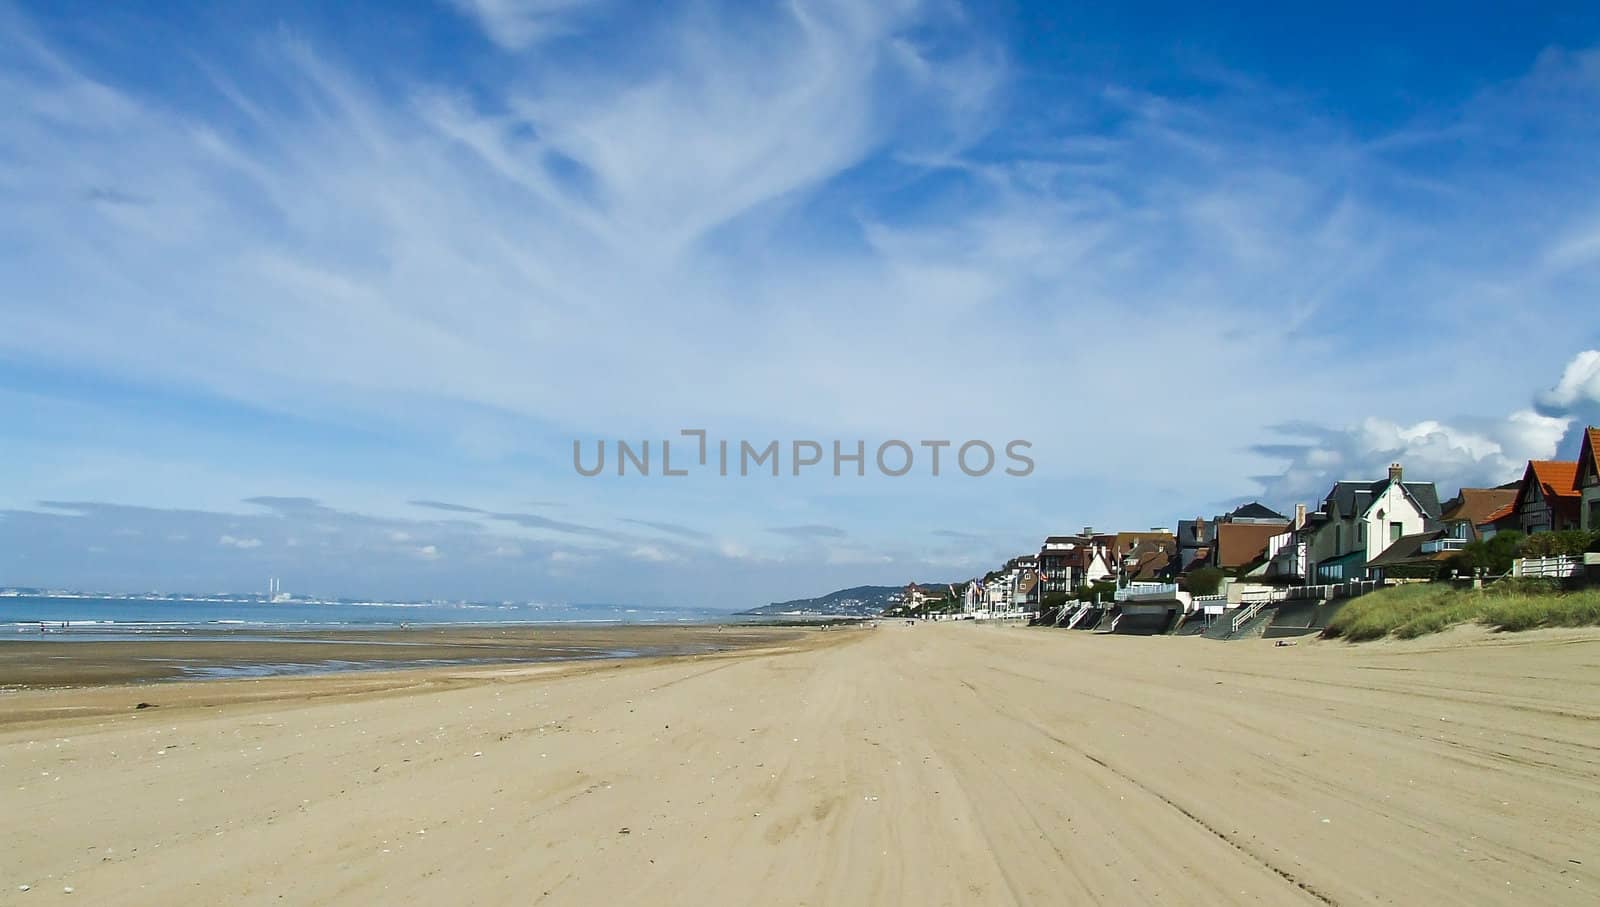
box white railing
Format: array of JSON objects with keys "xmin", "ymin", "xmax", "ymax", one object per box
[
  {"xmin": 1512, "ymin": 556, "xmax": 1581, "ymax": 578},
  {"xmin": 1113, "ymin": 582, "xmax": 1179, "ymax": 602},
  {"xmin": 1230, "ymin": 599, "xmax": 1269, "ymax": 635},
  {"xmin": 1279, "ymin": 580, "xmax": 1380, "ymax": 601},
  {"xmin": 1421, "ymin": 537, "xmax": 1468, "ymax": 553}
]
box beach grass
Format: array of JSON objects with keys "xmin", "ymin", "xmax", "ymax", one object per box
[{"xmin": 1323, "ymin": 581, "xmax": 1600, "ymax": 641}]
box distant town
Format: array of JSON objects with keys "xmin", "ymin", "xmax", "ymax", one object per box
[{"xmin": 854, "ymin": 429, "xmax": 1600, "ymax": 637}]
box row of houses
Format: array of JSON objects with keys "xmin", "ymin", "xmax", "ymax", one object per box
[
  {"xmin": 966, "ymin": 526, "xmax": 1179, "ymax": 613},
  {"xmin": 964, "ymin": 426, "xmax": 1600, "ymax": 613}
]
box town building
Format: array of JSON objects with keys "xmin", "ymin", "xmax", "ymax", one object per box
[
  {"xmin": 1173, "ymin": 503, "xmax": 1286, "ymax": 576},
  {"xmin": 1513, "ymin": 460, "xmax": 1582, "ymax": 534},
  {"xmin": 1302, "ymin": 463, "xmax": 1442, "ymax": 581},
  {"xmin": 1577, "ymin": 427, "xmax": 1600, "ymax": 532}
]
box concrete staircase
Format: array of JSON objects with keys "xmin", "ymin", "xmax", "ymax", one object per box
[
  {"xmin": 1066, "ymin": 603, "xmax": 1104, "ymax": 630},
  {"xmin": 1203, "ymin": 606, "xmax": 1278, "ymax": 640}
]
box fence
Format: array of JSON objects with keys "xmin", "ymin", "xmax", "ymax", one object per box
[
  {"xmin": 1512, "ymin": 556, "xmax": 1582, "ymax": 579},
  {"xmin": 1278, "ymin": 579, "xmax": 1381, "ymax": 601}
]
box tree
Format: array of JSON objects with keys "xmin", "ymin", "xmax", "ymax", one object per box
[
  {"xmin": 1182, "ymin": 567, "xmax": 1225, "ymax": 596},
  {"xmin": 1074, "ymin": 580, "xmax": 1117, "ymax": 602},
  {"xmin": 1449, "ymin": 530, "xmax": 1524, "ymax": 576}
]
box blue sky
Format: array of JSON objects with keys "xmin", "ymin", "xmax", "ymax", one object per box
[{"xmin": 3, "ymin": 0, "xmax": 1599, "ymax": 607}]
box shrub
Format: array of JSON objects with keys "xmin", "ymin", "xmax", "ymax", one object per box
[
  {"xmin": 1449, "ymin": 531, "xmax": 1523, "ymax": 576},
  {"xmin": 1075, "ymin": 580, "xmax": 1117, "ymax": 602},
  {"xmin": 1384, "ymin": 562, "xmax": 1442, "ymax": 581},
  {"xmin": 1519, "ymin": 530, "xmax": 1593, "ymax": 558},
  {"xmin": 1182, "ymin": 567, "xmax": 1225, "ymax": 596}
]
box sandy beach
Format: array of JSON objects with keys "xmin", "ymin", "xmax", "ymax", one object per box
[{"xmin": 2, "ymin": 621, "xmax": 1597, "ymax": 905}]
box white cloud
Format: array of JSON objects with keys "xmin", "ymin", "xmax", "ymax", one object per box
[
  {"xmin": 0, "ymin": 1, "xmax": 1016, "ymax": 448},
  {"xmin": 219, "ymin": 534, "xmax": 263, "ymax": 549},
  {"xmin": 415, "ymin": 544, "xmax": 441, "ymax": 560},
  {"xmin": 824, "ymin": 547, "xmax": 894, "ymax": 566},
  {"xmin": 1254, "ymin": 352, "xmax": 1596, "ymax": 506},
  {"xmin": 629, "ymin": 544, "xmax": 675, "ymax": 563},
  {"xmin": 449, "ymin": 0, "xmax": 597, "ymax": 50},
  {"xmin": 1534, "ymin": 349, "xmax": 1600, "ymax": 456},
  {"xmin": 1537, "ymin": 349, "xmax": 1600, "ymax": 412}
]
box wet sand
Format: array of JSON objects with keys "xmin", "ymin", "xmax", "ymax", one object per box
[
  {"xmin": 1, "ymin": 621, "xmax": 1596, "ymax": 904},
  {"xmin": 0, "ymin": 624, "xmax": 809, "ymax": 693}
]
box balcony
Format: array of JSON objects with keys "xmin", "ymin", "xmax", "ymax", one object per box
[{"xmin": 1420, "ymin": 537, "xmax": 1467, "ymax": 554}]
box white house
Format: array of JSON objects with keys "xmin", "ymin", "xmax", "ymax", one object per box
[
  {"xmin": 1083, "ymin": 544, "xmax": 1115, "ymax": 586},
  {"xmin": 1305, "ymin": 464, "xmax": 1442, "ymax": 581},
  {"xmin": 983, "ymin": 576, "xmax": 1012, "ymax": 612},
  {"xmin": 1004, "ymin": 555, "xmax": 1039, "ymax": 607},
  {"xmin": 1262, "ymin": 504, "xmax": 1311, "ymax": 580}
]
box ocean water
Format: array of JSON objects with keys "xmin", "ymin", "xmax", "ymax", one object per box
[{"xmin": 0, "ymin": 595, "xmax": 739, "ymax": 639}]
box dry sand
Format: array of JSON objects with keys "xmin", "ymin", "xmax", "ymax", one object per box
[{"xmin": 1, "ymin": 621, "xmax": 1596, "ymax": 905}]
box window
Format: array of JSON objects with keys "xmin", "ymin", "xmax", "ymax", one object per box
[{"xmin": 1390, "ymin": 521, "xmax": 1404, "ymax": 542}]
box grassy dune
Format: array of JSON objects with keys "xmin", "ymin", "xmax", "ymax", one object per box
[{"xmin": 1324, "ymin": 580, "xmax": 1600, "ymax": 641}]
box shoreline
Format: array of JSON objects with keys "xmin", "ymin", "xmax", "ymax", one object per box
[{"xmin": 0, "ymin": 623, "xmax": 820, "ymax": 692}]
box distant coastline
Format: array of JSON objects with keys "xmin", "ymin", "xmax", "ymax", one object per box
[
  {"xmin": 1, "ymin": 586, "xmax": 577, "ymax": 609},
  {"xmin": 0, "ymin": 591, "xmax": 740, "ymax": 636}
]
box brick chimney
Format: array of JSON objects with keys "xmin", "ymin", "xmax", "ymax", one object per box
[
  {"xmin": 1294, "ymin": 503, "xmax": 1307, "ymax": 529},
  {"xmin": 1388, "ymin": 463, "xmax": 1403, "ymax": 484}
]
